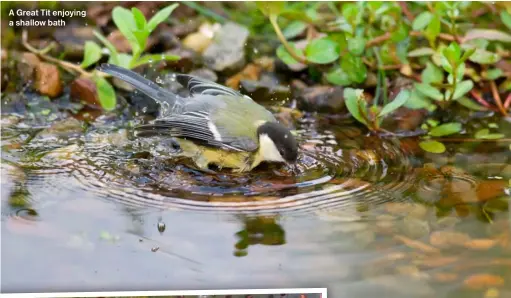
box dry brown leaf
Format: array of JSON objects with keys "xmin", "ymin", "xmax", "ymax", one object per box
[
  {"xmin": 463, "ymin": 274, "xmax": 504, "ymax": 289},
  {"xmin": 225, "ymin": 64, "xmax": 262, "ymax": 90},
  {"xmin": 416, "ymin": 256, "xmax": 459, "ymax": 268},
  {"xmin": 476, "ymin": 180, "xmax": 508, "ymax": 202}
]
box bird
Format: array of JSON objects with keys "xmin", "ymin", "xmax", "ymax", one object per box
[{"xmin": 97, "ymin": 64, "xmax": 298, "ymax": 173}]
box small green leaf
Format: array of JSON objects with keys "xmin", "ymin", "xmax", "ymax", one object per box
[
  {"xmin": 93, "ymin": 76, "xmax": 117, "ymax": 111},
  {"xmin": 412, "ymin": 11, "xmax": 433, "ymax": 31},
  {"xmin": 501, "ymin": 11, "xmax": 511, "ymax": 31},
  {"xmin": 424, "ymin": 14, "xmax": 441, "ymax": 45},
  {"xmin": 460, "ymin": 47, "xmax": 476, "ymax": 63},
  {"xmin": 391, "ymin": 23, "xmax": 408, "ymax": 42},
  {"xmin": 341, "ymin": 53, "xmax": 367, "ymax": 83},
  {"xmin": 414, "ymin": 83, "xmax": 444, "ymax": 101},
  {"xmin": 428, "ymin": 122, "xmax": 462, "ymax": 137},
  {"xmin": 468, "ymin": 49, "xmax": 501, "ymax": 65},
  {"xmin": 280, "ymin": 10, "xmax": 313, "ymax": 23},
  {"xmin": 342, "ymin": 3, "xmax": 360, "ymax": 25},
  {"xmin": 133, "ymin": 54, "xmax": 180, "ymax": 68},
  {"xmin": 305, "ymin": 38, "xmax": 340, "ymax": 64},
  {"xmin": 475, "ymin": 128, "xmax": 505, "ymax": 140},
  {"xmin": 347, "ymin": 36, "xmax": 366, "ymax": 56},
  {"xmin": 93, "ymin": 30, "xmax": 119, "ymax": 65},
  {"xmin": 408, "ymin": 47, "xmax": 435, "ymax": 57},
  {"xmin": 344, "ymin": 88, "xmax": 367, "ymax": 125},
  {"xmin": 81, "ymin": 41, "xmax": 102, "ymax": 69},
  {"xmin": 256, "ymin": 1, "xmax": 285, "ymax": 17},
  {"xmin": 443, "ymin": 42, "xmax": 461, "ymax": 65},
  {"xmin": 452, "ymin": 80, "xmax": 473, "ymax": 100},
  {"xmin": 464, "ymin": 29, "xmax": 511, "ymax": 43},
  {"xmin": 405, "ymin": 89, "xmax": 434, "ymax": 110},
  {"xmin": 421, "ymin": 62, "xmax": 444, "ymax": 85},
  {"xmin": 283, "ymin": 21, "xmax": 307, "ymax": 39},
  {"xmin": 115, "ymin": 54, "xmax": 133, "ymax": 69},
  {"xmin": 379, "ymin": 89, "xmax": 411, "ymax": 117},
  {"xmin": 276, "ymin": 43, "xmax": 304, "ymax": 66},
  {"xmin": 131, "ymin": 7, "xmax": 147, "ymax": 30},
  {"xmin": 112, "ymin": 7, "xmax": 139, "ymax": 52},
  {"xmin": 326, "ymin": 67, "xmax": 352, "ymax": 86},
  {"xmin": 486, "ymin": 68, "xmax": 504, "ymax": 80},
  {"xmin": 419, "ymin": 140, "xmax": 446, "ymax": 154},
  {"xmin": 456, "ymin": 96, "xmax": 488, "ymax": 111},
  {"xmin": 147, "ymin": 4, "xmax": 179, "ymax": 32}
]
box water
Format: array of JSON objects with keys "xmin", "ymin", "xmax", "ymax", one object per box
[{"xmin": 1, "ymin": 110, "xmax": 511, "ymax": 297}]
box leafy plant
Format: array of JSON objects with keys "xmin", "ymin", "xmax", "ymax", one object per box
[
  {"xmin": 78, "ymin": 4, "xmax": 181, "ymax": 111},
  {"xmin": 343, "ymin": 87, "xmax": 411, "ymax": 132}
]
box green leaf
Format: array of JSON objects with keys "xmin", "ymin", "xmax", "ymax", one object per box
[
  {"xmin": 424, "ymin": 14, "xmax": 441, "ymax": 45},
  {"xmin": 147, "ymin": 4, "xmax": 179, "ymax": 32},
  {"xmin": 326, "ymin": 67, "xmax": 352, "ymax": 86},
  {"xmin": 283, "ymin": 21, "xmax": 307, "ymax": 39},
  {"xmin": 412, "ymin": 11, "xmax": 433, "ymax": 31},
  {"xmin": 81, "ymin": 41, "xmax": 102, "ymax": 69},
  {"xmin": 486, "ymin": 68, "xmax": 504, "ymax": 80},
  {"xmin": 347, "ymin": 36, "xmax": 366, "ymax": 56},
  {"xmin": 93, "ymin": 76, "xmax": 117, "ymax": 111},
  {"xmin": 341, "ymin": 53, "xmax": 367, "ymax": 83},
  {"xmin": 405, "ymin": 89, "xmax": 434, "ymax": 110},
  {"xmin": 443, "ymin": 42, "xmax": 461, "ymax": 65},
  {"xmin": 132, "ymin": 54, "xmax": 180, "ymax": 68},
  {"xmin": 460, "ymin": 47, "xmax": 476, "ymax": 63},
  {"xmin": 112, "ymin": 7, "xmax": 139, "ymax": 50},
  {"xmin": 379, "ymin": 89, "xmax": 411, "ymax": 117},
  {"xmin": 414, "ymin": 83, "xmax": 444, "ymax": 101},
  {"xmin": 501, "ymin": 10, "xmax": 511, "ymax": 31},
  {"xmin": 115, "ymin": 54, "xmax": 133, "ymax": 69},
  {"xmin": 452, "ymin": 80, "xmax": 473, "ymax": 100},
  {"xmin": 276, "ymin": 43, "xmax": 304, "ymax": 66},
  {"xmin": 475, "ymin": 128, "xmax": 505, "ymax": 140},
  {"xmin": 342, "ymin": 3, "xmax": 359, "ymax": 25},
  {"xmin": 391, "ymin": 23, "xmax": 408, "ymax": 42},
  {"xmin": 408, "ymin": 47, "xmax": 435, "ymax": 57},
  {"xmin": 456, "ymin": 96, "xmax": 488, "ymax": 111},
  {"xmin": 305, "ymin": 38, "xmax": 340, "ymax": 64},
  {"xmin": 93, "ymin": 30, "xmax": 119, "ymax": 65},
  {"xmin": 131, "ymin": 7, "xmax": 147, "ymax": 30},
  {"xmin": 280, "ymin": 10, "xmax": 313, "ymax": 23},
  {"xmin": 419, "ymin": 140, "xmax": 446, "ymax": 154},
  {"xmin": 421, "ymin": 62, "xmax": 444, "ymax": 84},
  {"xmin": 256, "ymin": 1, "xmax": 285, "ymax": 17},
  {"xmin": 428, "ymin": 122, "xmax": 462, "ymax": 137},
  {"xmin": 464, "ymin": 29, "xmax": 511, "ymax": 43},
  {"xmin": 344, "ymin": 88, "xmax": 367, "ymax": 125},
  {"xmin": 468, "ymin": 49, "xmax": 501, "ymax": 65}
]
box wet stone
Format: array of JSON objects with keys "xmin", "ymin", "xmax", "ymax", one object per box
[
  {"xmin": 15, "ymin": 52, "xmax": 41, "ymax": 85},
  {"xmin": 202, "ymin": 22, "xmax": 249, "ymax": 72},
  {"xmin": 188, "ymin": 68, "xmax": 218, "ymax": 82},
  {"xmin": 70, "ymin": 77, "xmax": 100, "ymax": 108},
  {"xmin": 294, "ymin": 85, "xmax": 346, "ymax": 113},
  {"xmin": 162, "ymin": 47, "xmax": 199, "ymax": 73},
  {"xmin": 239, "ymin": 79, "xmax": 291, "ymax": 103},
  {"xmin": 34, "ymin": 62, "xmax": 63, "ymax": 98},
  {"xmin": 53, "ymin": 26, "xmax": 97, "ymax": 59},
  {"xmin": 35, "ymin": 118, "xmax": 83, "ymax": 140}
]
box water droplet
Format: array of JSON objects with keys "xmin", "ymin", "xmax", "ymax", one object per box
[{"xmin": 157, "ymin": 221, "xmax": 166, "ymax": 233}]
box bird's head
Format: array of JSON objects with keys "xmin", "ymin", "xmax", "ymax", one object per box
[{"xmin": 256, "ymin": 121, "xmax": 298, "ymax": 164}]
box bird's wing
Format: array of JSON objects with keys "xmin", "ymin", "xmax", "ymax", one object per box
[
  {"xmin": 135, "ymin": 110, "xmax": 259, "ymax": 152},
  {"xmin": 175, "ymin": 73, "xmax": 249, "ymax": 98}
]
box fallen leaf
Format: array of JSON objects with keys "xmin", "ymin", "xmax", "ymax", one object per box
[
  {"xmin": 476, "ymin": 180, "xmax": 507, "ymax": 202},
  {"xmin": 463, "ymin": 274, "xmax": 504, "ymax": 289},
  {"xmin": 225, "ymin": 64, "xmax": 262, "ymax": 90},
  {"xmin": 433, "ymin": 272, "xmax": 458, "ymax": 282}
]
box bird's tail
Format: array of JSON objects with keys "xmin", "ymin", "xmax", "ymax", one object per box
[{"xmin": 96, "ymin": 64, "xmax": 179, "ymax": 106}]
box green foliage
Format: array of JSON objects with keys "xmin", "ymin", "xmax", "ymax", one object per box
[
  {"xmin": 304, "ymin": 38, "xmax": 340, "ymax": 64},
  {"xmin": 419, "ymin": 140, "xmax": 446, "ymax": 154},
  {"xmin": 81, "ymin": 41, "xmax": 102, "ymax": 69},
  {"xmin": 93, "ymin": 75, "xmax": 117, "ymax": 111}
]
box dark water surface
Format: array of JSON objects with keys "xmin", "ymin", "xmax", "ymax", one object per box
[{"xmin": 2, "ymin": 110, "xmax": 511, "ymax": 298}]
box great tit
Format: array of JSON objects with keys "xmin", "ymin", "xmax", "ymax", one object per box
[{"xmin": 97, "ymin": 64, "xmax": 298, "ymax": 173}]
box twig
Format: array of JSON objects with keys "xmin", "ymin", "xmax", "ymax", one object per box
[
  {"xmin": 22, "ymin": 30, "xmax": 101, "ymax": 78},
  {"xmin": 269, "ymin": 15, "xmax": 309, "ymax": 65},
  {"xmin": 504, "ymin": 93, "xmax": 511, "ymax": 110},
  {"xmin": 398, "ymin": 2, "xmax": 415, "ymax": 21},
  {"xmin": 470, "ymin": 89, "xmax": 497, "ymax": 110},
  {"xmin": 490, "ymin": 80, "xmax": 508, "ymax": 116},
  {"xmin": 366, "ymin": 32, "xmax": 391, "ymax": 48}
]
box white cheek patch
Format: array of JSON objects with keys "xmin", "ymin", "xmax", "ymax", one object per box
[
  {"xmin": 208, "ymin": 120, "xmax": 222, "ymax": 142},
  {"xmin": 259, "ymin": 134, "xmax": 285, "ymax": 162}
]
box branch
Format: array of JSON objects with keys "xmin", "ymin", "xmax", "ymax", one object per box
[
  {"xmin": 269, "ymin": 15, "xmax": 309, "ymax": 65},
  {"xmin": 490, "ymin": 80, "xmax": 508, "ymax": 116}
]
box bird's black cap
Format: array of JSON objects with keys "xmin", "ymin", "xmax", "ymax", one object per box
[{"xmin": 257, "ymin": 122, "xmax": 298, "ymax": 163}]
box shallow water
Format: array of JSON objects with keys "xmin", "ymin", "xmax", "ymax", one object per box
[{"xmin": 2, "ymin": 109, "xmax": 511, "ymax": 297}]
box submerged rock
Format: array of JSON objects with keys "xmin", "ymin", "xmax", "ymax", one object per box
[
  {"xmin": 294, "ymin": 85, "xmax": 345, "ymax": 113},
  {"xmin": 34, "ymin": 62, "xmax": 62, "ymax": 98},
  {"xmin": 35, "ymin": 118, "xmax": 83, "ymax": 140},
  {"xmin": 70, "ymin": 77, "xmax": 100, "ymax": 108},
  {"xmin": 239, "ymin": 79, "xmax": 291, "ymax": 103},
  {"xmin": 202, "ymin": 22, "xmax": 249, "ymax": 72}
]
